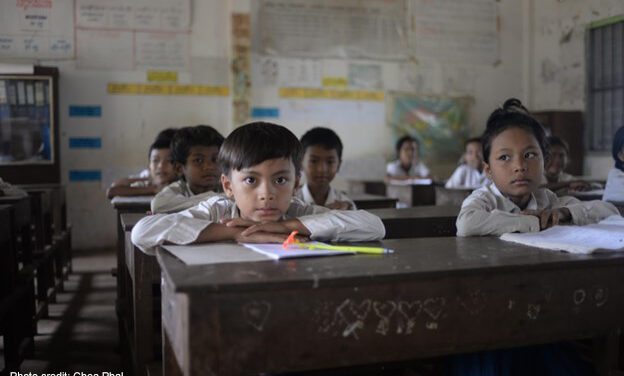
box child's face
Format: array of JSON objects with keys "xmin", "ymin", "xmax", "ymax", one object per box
[
  {"xmin": 149, "ymin": 148, "xmax": 175, "ymax": 186},
  {"xmin": 181, "ymin": 146, "xmax": 220, "ymax": 194},
  {"xmin": 484, "ymin": 127, "xmax": 544, "ymax": 205},
  {"xmin": 399, "ymin": 141, "xmax": 418, "ymax": 165},
  {"xmin": 464, "ymin": 141, "xmax": 483, "ymax": 170},
  {"xmin": 545, "ymin": 144, "xmax": 568, "ymax": 179},
  {"xmin": 221, "ymin": 157, "xmax": 299, "ymax": 222},
  {"xmin": 302, "ymin": 146, "xmax": 340, "ymax": 189}
]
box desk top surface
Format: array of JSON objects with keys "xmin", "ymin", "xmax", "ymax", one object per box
[
  {"xmin": 158, "ymin": 236, "xmax": 624, "ymax": 294},
  {"xmin": 351, "ymin": 194, "xmax": 397, "ymax": 202},
  {"xmin": 120, "ymin": 212, "xmax": 146, "ymax": 231},
  {"xmin": 111, "ymin": 195, "xmax": 153, "ymax": 209},
  {"xmin": 368, "ymin": 205, "xmax": 459, "ymax": 219}
]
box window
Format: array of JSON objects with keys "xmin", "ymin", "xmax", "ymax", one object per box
[{"xmin": 587, "ymin": 18, "xmax": 624, "ymax": 151}]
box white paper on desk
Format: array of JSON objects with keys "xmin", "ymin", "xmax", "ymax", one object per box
[
  {"xmin": 500, "ymin": 215, "xmax": 624, "ymax": 254},
  {"xmin": 163, "ymin": 243, "xmax": 271, "ymax": 265},
  {"xmin": 242, "ymin": 242, "xmax": 355, "ymax": 260},
  {"xmin": 388, "ymin": 178, "xmax": 432, "ymax": 186},
  {"xmin": 110, "ymin": 195, "xmax": 154, "ymax": 204}
]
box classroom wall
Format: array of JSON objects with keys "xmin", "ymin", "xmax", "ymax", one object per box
[
  {"xmin": 528, "ymin": 0, "xmax": 624, "ymax": 178},
  {"xmin": 3, "ymin": 0, "xmax": 527, "ymax": 249}
]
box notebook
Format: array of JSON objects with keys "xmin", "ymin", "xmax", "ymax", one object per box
[
  {"xmin": 500, "ymin": 215, "xmax": 624, "ymax": 254},
  {"xmin": 242, "ymin": 242, "xmax": 355, "ymax": 260}
]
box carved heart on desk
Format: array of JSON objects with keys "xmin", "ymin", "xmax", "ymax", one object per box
[
  {"xmin": 423, "ymin": 297, "xmax": 446, "ymax": 320},
  {"xmin": 243, "ymin": 300, "xmax": 271, "ymax": 332}
]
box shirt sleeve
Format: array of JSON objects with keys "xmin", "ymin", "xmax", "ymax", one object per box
[
  {"xmin": 132, "ymin": 196, "xmax": 229, "ymax": 253},
  {"xmin": 456, "ymin": 191, "xmax": 539, "ymax": 236},
  {"xmin": 297, "ymin": 209, "xmax": 385, "ymax": 241},
  {"xmin": 151, "ymin": 187, "xmax": 218, "ymax": 214},
  {"xmin": 418, "ymin": 162, "xmax": 430, "ymax": 177},
  {"xmin": 556, "ymin": 195, "xmax": 620, "ymax": 226}
]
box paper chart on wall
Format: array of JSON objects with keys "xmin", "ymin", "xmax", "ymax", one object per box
[
  {"xmin": 0, "ymin": 0, "xmax": 74, "ymax": 59},
  {"xmin": 252, "ymin": 0, "xmax": 408, "ymax": 60},
  {"xmin": 409, "ymin": 0, "xmax": 499, "ymax": 65},
  {"xmin": 76, "ymin": 30, "xmax": 134, "ymax": 70}
]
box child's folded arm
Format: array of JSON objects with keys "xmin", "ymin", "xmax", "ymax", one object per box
[
  {"xmin": 557, "ymin": 195, "xmax": 619, "ymax": 226},
  {"xmin": 297, "ymin": 210, "xmax": 385, "ymax": 242}
]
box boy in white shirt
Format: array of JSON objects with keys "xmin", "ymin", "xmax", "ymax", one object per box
[
  {"xmin": 603, "ymin": 126, "xmax": 624, "ymax": 203},
  {"xmin": 296, "ymin": 127, "xmax": 356, "ymax": 210},
  {"xmin": 445, "ymin": 137, "xmax": 488, "ymax": 189},
  {"xmin": 386, "ymin": 136, "xmax": 430, "ymax": 180},
  {"xmin": 132, "ymin": 122, "xmax": 385, "ymax": 252},
  {"xmin": 457, "ymin": 99, "xmax": 618, "ymax": 237},
  {"xmin": 541, "ymin": 136, "xmax": 591, "ymax": 194},
  {"xmin": 151, "ymin": 125, "xmax": 224, "ymax": 213}
]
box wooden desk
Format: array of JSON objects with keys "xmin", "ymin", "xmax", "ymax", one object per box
[
  {"xmin": 157, "ymin": 237, "xmax": 624, "ymax": 375},
  {"xmin": 111, "ymin": 195, "xmax": 153, "ymax": 373},
  {"xmin": 120, "ymin": 212, "xmax": 161, "ymax": 376},
  {"xmin": 568, "ymin": 190, "xmax": 605, "ymax": 202},
  {"xmin": 369, "ymin": 206, "xmax": 459, "ymax": 238},
  {"xmin": 386, "ymin": 183, "xmax": 436, "ymax": 206},
  {"xmin": 351, "ymin": 194, "xmax": 398, "ymax": 209},
  {"xmin": 0, "ymin": 201, "xmax": 36, "ymax": 373},
  {"xmin": 434, "ymin": 187, "xmax": 472, "ymax": 206}
]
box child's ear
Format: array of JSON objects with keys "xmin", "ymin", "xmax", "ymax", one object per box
[
  {"xmin": 221, "ymin": 174, "xmax": 234, "ymax": 198},
  {"xmin": 483, "ymin": 162, "xmax": 492, "ymax": 178},
  {"xmin": 174, "ymin": 162, "xmax": 184, "ymax": 177},
  {"xmin": 618, "ymin": 149, "xmax": 624, "ymax": 163},
  {"xmin": 293, "ymin": 174, "xmax": 301, "ymax": 194}
]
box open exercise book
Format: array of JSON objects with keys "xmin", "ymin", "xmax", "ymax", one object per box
[
  {"xmin": 388, "ymin": 178, "xmax": 432, "ymax": 186},
  {"xmin": 500, "ymin": 215, "xmax": 624, "ymax": 254}
]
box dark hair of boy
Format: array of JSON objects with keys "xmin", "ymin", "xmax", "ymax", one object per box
[
  {"xmin": 464, "ymin": 137, "xmax": 482, "ymax": 148},
  {"xmin": 218, "ymin": 121, "xmax": 302, "ymax": 176},
  {"xmin": 547, "ymin": 136, "xmax": 569, "ymax": 154},
  {"xmin": 300, "ymin": 127, "xmax": 343, "ymax": 160},
  {"xmin": 148, "ymin": 128, "xmax": 177, "ymax": 158},
  {"xmin": 395, "ymin": 135, "xmax": 419, "ymax": 156},
  {"xmin": 613, "ymin": 126, "xmax": 624, "ymax": 171},
  {"xmin": 170, "ymin": 125, "xmax": 225, "ymax": 164},
  {"xmin": 481, "ymin": 98, "xmax": 549, "ymax": 163}
]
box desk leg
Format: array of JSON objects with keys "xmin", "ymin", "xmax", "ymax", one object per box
[
  {"xmin": 116, "ymin": 211, "xmax": 132, "ymax": 372},
  {"xmin": 134, "ymin": 248, "xmax": 155, "ymax": 376},
  {"xmin": 163, "ymin": 329, "xmax": 183, "ymax": 376},
  {"xmin": 593, "ymin": 330, "xmax": 621, "ymax": 376}
]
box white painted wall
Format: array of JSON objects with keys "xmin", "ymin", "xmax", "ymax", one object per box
[
  {"xmin": 528, "ymin": 0, "xmax": 624, "ymax": 178},
  {"xmin": 2, "ymin": 0, "xmax": 528, "ymax": 249}
]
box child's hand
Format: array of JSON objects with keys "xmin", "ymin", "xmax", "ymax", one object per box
[
  {"xmin": 235, "ymin": 230, "xmax": 294, "ymax": 244},
  {"xmin": 240, "ymin": 219, "xmax": 311, "ymax": 238},
  {"xmin": 326, "ymin": 201, "xmax": 351, "ymax": 210},
  {"xmin": 222, "ymin": 218, "xmax": 259, "ymax": 228},
  {"xmin": 522, "ymin": 208, "xmax": 571, "ymax": 230},
  {"xmin": 568, "ymin": 180, "xmax": 590, "ymax": 191}
]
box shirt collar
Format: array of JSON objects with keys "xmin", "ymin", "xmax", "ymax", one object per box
[{"xmin": 488, "ymin": 183, "xmax": 538, "ymax": 212}]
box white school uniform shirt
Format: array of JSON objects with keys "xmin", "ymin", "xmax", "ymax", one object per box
[
  {"xmin": 132, "ymin": 195, "xmax": 385, "ymax": 253},
  {"xmin": 603, "ymin": 168, "xmax": 624, "ymax": 203},
  {"xmin": 386, "ymin": 160, "xmax": 430, "ymax": 178},
  {"xmin": 0, "ymin": 178, "xmax": 27, "ymax": 198},
  {"xmin": 444, "ymin": 164, "xmax": 489, "ymax": 189},
  {"xmin": 151, "ymin": 179, "xmax": 220, "ymax": 213},
  {"xmin": 295, "ymin": 183, "xmax": 357, "ymax": 210},
  {"xmin": 456, "ymin": 183, "xmax": 619, "ymax": 237}
]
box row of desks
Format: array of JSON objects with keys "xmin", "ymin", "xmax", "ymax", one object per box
[
  {"xmin": 116, "ymin": 201, "xmax": 624, "ymax": 375},
  {"xmin": 0, "ymin": 184, "xmax": 72, "ymax": 373}
]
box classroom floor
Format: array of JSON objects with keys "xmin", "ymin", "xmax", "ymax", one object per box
[{"xmin": 17, "ymin": 248, "xmax": 122, "ymax": 373}]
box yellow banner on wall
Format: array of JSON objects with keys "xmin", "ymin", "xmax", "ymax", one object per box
[
  {"xmin": 107, "ymin": 83, "xmax": 229, "ymax": 96},
  {"xmin": 147, "ymin": 71, "xmax": 178, "ymax": 82},
  {"xmin": 322, "ymin": 77, "xmax": 348, "ymax": 88},
  {"xmin": 279, "ymin": 87, "xmax": 384, "ymax": 101}
]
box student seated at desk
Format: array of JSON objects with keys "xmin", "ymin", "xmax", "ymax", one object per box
[
  {"xmin": 106, "ymin": 129, "xmax": 177, "ymax": 199},
  {"xmin": 131, "ymin": 122, "xmax": 384, "ymax": 252},
  {"xmin": 151, "ymin": 125, "xmax": 225, "ymax": 213},
  {"xmin": 295, "ymin": 127, "xmax": 355, "ymax": 210},
  {"xmin": 540, "ymin": 136, "xmax": 591, "ymax": 195},
  {"xmin": 386, "ymin": 135, "xmax": 430, "ymax": 180},
  {"xmin": 445, "ymin": 137, "xmax": 489, "ymax": 189},
  {"xmin": 452, "ymin": 99, "xmax": 613, "ymax": 374},
  {"xmin": 0, "ymin": 177, "xmax": 27, "ymax": 197},
  {"xmin": 603, "ymin": 125, "xmax": 624, "ymax": 203},
  {"xmin": 456, "ymin": 99, "xmax": 618, "ymax": 237}
]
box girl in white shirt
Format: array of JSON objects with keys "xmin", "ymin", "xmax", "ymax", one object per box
[
  {"xmin": 457, "ymin": 99, "xmax": 618, "ymax": 237},
  {"xmin": 603, "ymin": 126, "xmax": 624, "ymax": 203},
  {"xmin": 445, "ymin": 137, "xmax": 488, "ymax": 189}
]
